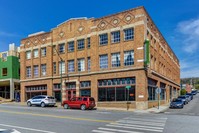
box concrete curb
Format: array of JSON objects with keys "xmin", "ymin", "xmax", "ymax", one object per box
[{"xmin": 1, "ymin": 102, "xmax": 169, "ymax": 113}]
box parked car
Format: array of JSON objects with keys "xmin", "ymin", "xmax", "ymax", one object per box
[
  {"xmin": 178, "ymin": 95, "xmax": 188, "ymax": 105},
  {"xmin": 27, "ymin": 95, "xmax": 56, "ymax": 107},
  {"xmin": 170, "ymin": 98, "xmax": 184, "ymax": 109},
  {"xmin": 191, "ymin": 90, "xmax": 197, "ymax": 95},
  {"xmin": 185, "ymin": 95, "xmax": 191, "ymax": 102},
  {"xmin": 62, "ymin": 97, "xmax": 96, "ymax": 110},
  {"xmin": 186, "ymin": 93, "xmax": 193, "ymax": 100}
]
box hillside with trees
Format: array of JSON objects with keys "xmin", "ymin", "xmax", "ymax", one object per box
[{"xmin": 181, "ymin": 77, "xmax": 199, "ymax": 90}]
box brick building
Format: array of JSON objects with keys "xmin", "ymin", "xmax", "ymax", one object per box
[{"xmin": 20, "ymin": 6, "xmax": 180, "ymax": 109}]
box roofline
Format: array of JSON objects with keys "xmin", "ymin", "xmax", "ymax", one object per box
[
  {"xmin": 93, "ymin": 6, "xmax": 144, "ymax": 22},
  {"xmin": 142, "ymin": 7, "xmax": 179, "ymax": 62},
  {"xmin": 21, "ymin": 31, "xmax": 51, "ymax": 41}
]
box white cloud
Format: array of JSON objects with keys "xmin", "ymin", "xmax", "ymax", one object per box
[
  {"xmin": 181, "ymin": 68, "xmax": 199, "ymax": 78},
  {"xmin": 177, "ymin": 18, "xmax": 199, "ymax": 53}
]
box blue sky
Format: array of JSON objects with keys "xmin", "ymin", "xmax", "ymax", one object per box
[{"xmin": 0, "ymin": 0, "xmax": 199, "ymax": 78}]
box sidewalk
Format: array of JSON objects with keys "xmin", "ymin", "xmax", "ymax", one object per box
[
  {"xmin": 133, "ymin": 104, "xmax": 169, "ymax": 113},
  {"xmin": 1, "ymin": 101, "xmax": 169, "ymax": 113}
]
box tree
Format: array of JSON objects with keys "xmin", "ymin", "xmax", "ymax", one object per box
[
  {"xmin": 195, "ymin": 84, "xmax": 199, "ymax": 90},
  {"xmin": 180, "ymin": 89, "xmax": 186, "ymax": 95}
]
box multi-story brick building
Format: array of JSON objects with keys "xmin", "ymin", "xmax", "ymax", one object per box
[
  {"xmin": 20, "ymin": 6, "xmax": 180, "ymax": 109},
  {"xmin": 0, "ymin": 43, "xmax": 20, "ymax": 100}
]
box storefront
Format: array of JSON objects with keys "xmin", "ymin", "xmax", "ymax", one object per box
[
  {"xmin": 26, "ymin": 85, "xmax": 47, "ymax": 100},
  {"xmin": 98, "ymin": 77, "xmax": 136, "ymax": 102}
]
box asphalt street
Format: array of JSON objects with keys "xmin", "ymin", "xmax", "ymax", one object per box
[{"xmin": 0, "ymin": 94, "xmax": 198, "ymax": 133}]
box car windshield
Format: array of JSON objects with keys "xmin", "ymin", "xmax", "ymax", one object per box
[
  {"xmin": 178, "ymin": 96, "xmax": 185, "ymax": 98},
  {"xmin": 173, "ymin": 99, "xmax": 182, "ymax": 102}
]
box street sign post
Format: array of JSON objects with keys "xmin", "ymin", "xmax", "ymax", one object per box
[
  {"xmin": 126, "ymin": 86, "xmax": 131, "ymax": 110},
  {"xmin": 156, "ymin": 88, "xmax": 161, "ymax": 109}
]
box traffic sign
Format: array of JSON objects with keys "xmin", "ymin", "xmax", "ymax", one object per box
[{"xmin": 156, "ymin": 88, "xmax": 161, "ymax": 94}]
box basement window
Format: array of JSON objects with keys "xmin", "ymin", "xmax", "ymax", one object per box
[{"xmin": 2, "ymin": 68, "xmax": 7, "ymax": 76}]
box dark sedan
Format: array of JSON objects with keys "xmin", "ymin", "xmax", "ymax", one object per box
[
  {"xmin": 170, "ymin": 98, "xmax": 184, "ymax": 109},
  {"xmin": 186, "ymin": 93, "xmax": 193, "ymax": 100},
  {"xmin": 178, "ymin": 95, "xmax": 188, "ymax": 105}
]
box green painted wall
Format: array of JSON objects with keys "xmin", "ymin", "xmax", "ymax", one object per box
[{"xmin": 0, "ymin": 56, "xmax": 20, "ymax": 79}]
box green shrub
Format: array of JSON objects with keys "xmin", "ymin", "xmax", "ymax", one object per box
[{"xmin": 180, "ymin": 89, "xmax": 186, "ymax": 95}]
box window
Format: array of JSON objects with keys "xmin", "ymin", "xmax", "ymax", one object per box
[
  {"xmin": 124, "ymin": 50, "xmax": 134, "ymax": 66},
  {"xmin": 77, "ymin": 39, "xmax": 85, "ymax": 50},
  {"xmin": 68, "ymin": 60, "xmax": 74, "ymax": 72},
  {"xmin": 87, "ymin": 38, "xmax": 90, "ymax": 48},
  {"xmin": 53, "ymin": 84, "xmax": 61, "ymax": 90},
  {"xmin": 59, "ymin": 43, "xmax": 65, "ymax": 53},
  {"xmin": 98, "ymin": 86, "xmax": 135, "ymax": 102},
  {"xmin": 59, "ymin": 61, "xmax": 65, "ymax": 74},
  {"xmin": 99, "ymin": 54, "xmax": 108, "ymax": 69},
  {"xmin": 33, "ymin": 65, "xmax": 39, "ymax": 77},
  {"xmin": 26, "ymin": 66, "xmax": 31, "ymax": 78},
  {"xmin": 111, "ymin": 53, "xmax": 120, "ymax": 67},
  {"xmin": 41, "ymin": 47, "xmax": 46, "ymax": 57},
  {"xmin": 2, "ymin": 53, "xmax": 7, "ymax": 61},
  {"xmin": 26, "ymin": 51, "xmax": 31, "ymax": 59},
  {"xmin": 80, "ymin": 81, "xmax": 91, "ymax": 88},
  {"xmin": 99, "ymin": 33, "xmax": 108, "ymax": 45},
  {"xmin": 124, "ymin": 28, "xmax": 134, "ymax": 41},
  {"xmin": 111, "ymin": 31, "xmax": 120, "ymax": 43},
  {"xmin": 33, "ymin": 49, "xmax": 38, "ymax": 58},
  {"xmin": 87, "ymin": 57, "xmax": 91, "ymax": 71},
  {"xmin": 53, "ymin": 62, "xmax": 56, "ymax": 74},
  {"xmin": 78, "ymin": 58, "xmax": 85, "ymax": 72},
  {"xmin": 41, "ymin": 64, "xmax": 46, "ymax": 76},
  {"xmin": 148, "ymin": 86, "xmax": 158, "ymax": 101},
  {"xmin": 2, "ymin": 68, "xmax": 7, "ymax": 76},
  {"xmin": 68, "ymin": 41, "xmax": 74, "ymax": 52}
]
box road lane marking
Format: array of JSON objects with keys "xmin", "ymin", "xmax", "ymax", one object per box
[
  {"xmin": 123, "ymin": 118, "xmax": 167, "ymax": 123},
  {"xmin": 0, "ymin": 109, "xmax": 114, "ymax": 123},
  {"xmin": 92, "ymin": 130, "xmax": 115, "ymax": 133},
  {"xmin": 0, "ymin": 124, "xmax": 56, "ymax": 133},
  {"xmin": 106, "ymin": 124, "xmax": 163, "ymax": 132},
  {"xmin": 97, "ymin": 127, "xmax": 143, "ymax": 133},
  {"xmin": 109, "ymin": 123, "xmax": 164, "ymax": 130},
  {"xmin": 117, "ymin": 120, "xmax": 165, "ymax": 127}
]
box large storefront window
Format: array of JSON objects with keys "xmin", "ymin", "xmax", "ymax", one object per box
[
  {"xmin": 148, "ymin": 78, "xmax": 157, "ymax": 101},
  {"xmin": 148, "ymin": 86, "xmax": 157, "ymax": 100},
  {"xmin": 26, "ymin": 85, "xmax": 47, "ymax": 100},
  {"xmin": 98, "ymin": 86, "xmax": 135, "ymax": 102},
  {"xmin": 160, "ymin": 82, "xmax": 166, "ymax": 100}
]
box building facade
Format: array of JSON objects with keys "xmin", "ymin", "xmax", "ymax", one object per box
[
  {"xmin": 0, "ymin": 43, "xmax": 20, "ymax": 100},
  {"xmin": 20, "ymin": 6, "xmax": 180, "ymax": 109}
]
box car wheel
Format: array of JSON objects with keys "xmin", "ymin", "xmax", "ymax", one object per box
[
  {"xmin": 27, "ymin": 102, "xmax": 32, "ymax": 107},
  {"xmin": 64, "ymin": 104, "xmax": 69, "ymax": 109},
  {"xmin": 41, "ymin": 102, "xmax": 45, "ymax": 108},
  {"xmin": 81, "ymin": 104, "xmax": 86, "ymax": 110}
]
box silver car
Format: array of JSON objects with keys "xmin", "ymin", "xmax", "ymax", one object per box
[{"xmin": 27, "ymin": 95, "xmax": 56, "ymax": 107}]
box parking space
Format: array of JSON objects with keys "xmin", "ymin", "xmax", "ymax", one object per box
[{"xmin": 165, "ymin": 93, "xmax": 199, "ymax": 115}]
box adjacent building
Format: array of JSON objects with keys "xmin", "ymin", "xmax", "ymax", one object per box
[
  {"xmin": 0, "ymin": 43, "xmax": 20, "ymax": 100},
  {"xmin": 20, "ymin": 6, "xmax": 180, "ymax": 109}
]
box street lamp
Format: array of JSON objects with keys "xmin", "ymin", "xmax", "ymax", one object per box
[{"xmin": 50, "ymin": 45, "xmax": 64, "ymax": 104}]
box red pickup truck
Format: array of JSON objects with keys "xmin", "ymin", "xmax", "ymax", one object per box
[{"xmin": 62, "ymin": 97, "xmax": 96, "ymax": 110}]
